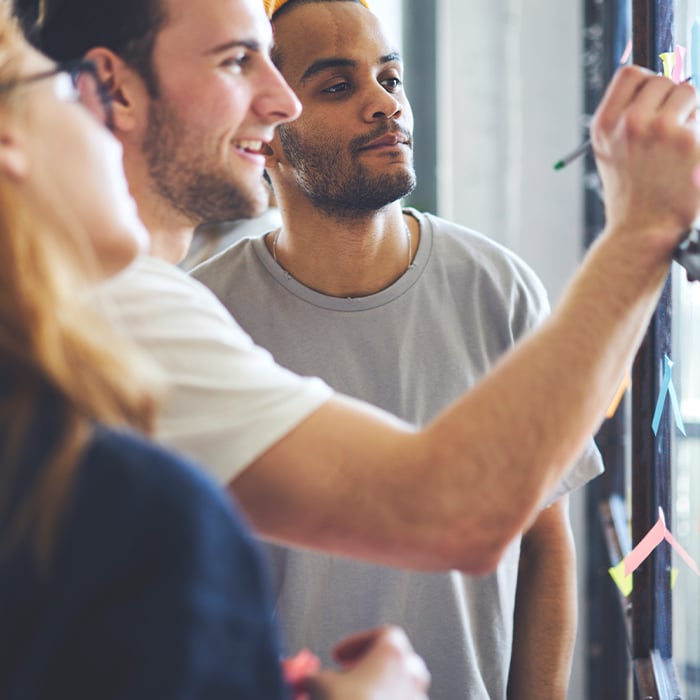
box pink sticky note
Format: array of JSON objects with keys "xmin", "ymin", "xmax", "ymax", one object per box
[
  {"xmin": 624, "ymin": 511, "xmax": 666, "ymax": 576},
  {"xmin": 665, "ymin": 529, "xmax": 700, "ymax": 577},
  {"xmin": 620, "ymin": 38, "xmax": 632, "ymax": 64},
  {"xmin": 672, "ymin": 45, "xmax": 687, "ymax": 83}
]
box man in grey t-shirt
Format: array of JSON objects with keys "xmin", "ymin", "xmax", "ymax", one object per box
[{"xmin": 194, "ymin": 1, "xmax": 600, "ymax": 697}]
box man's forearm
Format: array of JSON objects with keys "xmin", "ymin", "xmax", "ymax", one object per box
[{"xmin": 508, "ymin": 498, "xmax": 577, "ymax": 699}]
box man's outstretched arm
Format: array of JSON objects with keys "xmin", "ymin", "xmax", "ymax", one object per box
[{"xmin": 232, "ymin": 67, "xmax": 700, "ymax": 572}]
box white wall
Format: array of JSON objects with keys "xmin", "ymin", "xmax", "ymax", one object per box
[
  {"xmin": 436, "ymin": 2, "xmax": 588, "ymax": 699},
  {"xmin": 369, "ymin": 0, "xmax": 403, "ymax": 46},
  {"xmin": 437, "ymin": 0, "xmax": 585, "ymax": 302}
]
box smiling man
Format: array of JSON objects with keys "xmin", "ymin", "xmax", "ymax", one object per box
[
  {"xmin": 37, "ymin": 0, "xmax": 300, "ymax": 264},
  {"xmin": 191, "ymin": 2, "xmax": 598, "ymax": 698},
  {"xmin": 31, "ymin": 0, "xmax": 700, "ymax": 696}
]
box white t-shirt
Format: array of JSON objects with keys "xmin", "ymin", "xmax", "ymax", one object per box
[{"xmin": 96, "ymin": 256, "xmax": 332, "ymax": 484}]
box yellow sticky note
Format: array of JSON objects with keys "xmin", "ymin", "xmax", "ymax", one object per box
[
  {"xmin": 609, "ymin": 561, "xmax": 633, "ymax": 597},
  {"xmin": 660, "ymin": 52, "xmax": 675, "ymax": 78},
  {"xmin": 609, "ymin": 561, "xmax": 679, "ymax": 595}
]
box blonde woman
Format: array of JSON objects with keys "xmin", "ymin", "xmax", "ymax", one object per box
[{"xmin": 0, "ymin": 7, "xmax": 429, "ymax": 699}]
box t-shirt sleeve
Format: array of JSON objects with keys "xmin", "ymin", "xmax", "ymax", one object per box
[
  {"xmin": 505, "ymin": 251, "xmax": 605, "ymax": 502},
  {"xmin": 544, "ymin": 439, "xmax": 604, "ymax": 505},
  {"xmin": 96, "ymin": 258, "xmax": 333, "ymax": 485}
]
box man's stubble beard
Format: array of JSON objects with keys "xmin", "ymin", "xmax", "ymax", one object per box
[
  {"xmin": 142, "ymin": 99, "xmax": 268, "ymax": 226},
  {"xmin": 277, "ymin": 123, "xmax": 416, "ymax": 218}
]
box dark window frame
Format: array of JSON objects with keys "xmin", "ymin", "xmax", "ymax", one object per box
[{"xmin": 585, "ymin": 0, "xmax": 684, "ymax": 697}]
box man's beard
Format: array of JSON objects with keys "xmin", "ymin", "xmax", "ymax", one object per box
[
  {"xmin": 278, "ymin": 123, "xmax": 416, "ymax": 218},
  {"xmin": 143, "ymin": 99, "xmax": 268, "ymax": 225}
]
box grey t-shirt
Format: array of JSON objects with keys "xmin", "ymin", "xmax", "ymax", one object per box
[{"xmin": 193, "ymin": 208, "xmax": 603, "ymax": 700}]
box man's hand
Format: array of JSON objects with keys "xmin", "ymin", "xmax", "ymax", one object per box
[{"xmin": 592, "ymin": 65, "xmax": 700, "ymax": 253}]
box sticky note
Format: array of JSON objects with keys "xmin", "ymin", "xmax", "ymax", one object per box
[
  {"xmin": 620, "ymin": 38, "xmax": 632, "ymax": 64},
  {"xmin": 660, "ymin": 51, "xmax": 675, "ymax": 78},
  {"xmin": 692, "ymin": 20, "xmax": 700, "ymax": 87},
  {"xmin": 652, "ymin": 355, "xmax": 685, "ymax": 436},
  {"xmin": 609, "ymin": 565, "xmax": 679, "ymax": 595},
  {"xmin": 609, "ymin": 561, "xmax": 633, "ymax": 596},
  {"xmin": 606, "ymin": 370, "xmax": 631, "ymax": 418},
  {"xmin": 664, "ymin": 529, "xmax": 700, "ymax": 577},
  {"xmin": 611, "ymin": 507, "xmax": 700, "ymax": 596},
  {"xmin": 672, "ymin": 45, "xmax": 687, "ymax": 83},
  {"xmin": 624, "ymin": 510, "xmax": 666, "ymax": 576}
]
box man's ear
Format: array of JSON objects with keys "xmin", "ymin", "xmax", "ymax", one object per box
[
  {"xmin": 0, "ymin": 130, "xmax": 28, "ymax": 181},
  {"xmin": 84, "ymin": 47, "xmax": 143, "ymax": 133}
]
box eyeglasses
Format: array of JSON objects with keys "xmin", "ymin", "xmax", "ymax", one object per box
[{"xmin": 0, "ymin": 59, "xmax": 114, "ymax": 129}]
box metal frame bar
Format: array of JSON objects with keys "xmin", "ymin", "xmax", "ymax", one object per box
[
  {"xmin": 630, "ymin": 5, "xmax": 677, "ymax": 696},
  {"xmin": 585, "ymin": 0, "xmax": 683, "ymax": 696},
  {"xmin": 584, "ymin": 0, "xmax": 633, "ymax": 696},
  {"xmin": 401, "ymin": 0, "xmax": 437, "ymax": 213}
]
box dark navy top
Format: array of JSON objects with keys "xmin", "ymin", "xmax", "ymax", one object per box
[{"xmin": 0, "ymin": 403, "xmax": 288, "ymax": 699}]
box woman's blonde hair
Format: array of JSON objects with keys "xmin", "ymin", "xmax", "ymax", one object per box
[{"xmin": 0, "ymin": 4, "xmax": 160, "ymax": 568}]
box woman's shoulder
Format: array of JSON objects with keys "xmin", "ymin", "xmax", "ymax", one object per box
[{"xmin": 72, "ymin": 426, "xmax": 255, "ymax": 558}]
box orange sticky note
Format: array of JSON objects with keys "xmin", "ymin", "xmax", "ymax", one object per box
[{"xmin": 606, "ymin": 370, "xmax": 631, "ymax": 418}]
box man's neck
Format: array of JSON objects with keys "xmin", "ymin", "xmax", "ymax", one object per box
[
  {"xmin": 133, "ymin": 196, "xmax": 195, "ymax": 265},
  {"xmin": 269, "ymin": 200, "xmax": 418, "ymax": 298},
  {"xmin": 147, "ymin": 225, "xmax": 194, "ymax": 265},
  {"xmin": 125, "ymin": 155, "xmax": 195, "ymax": 265}
]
